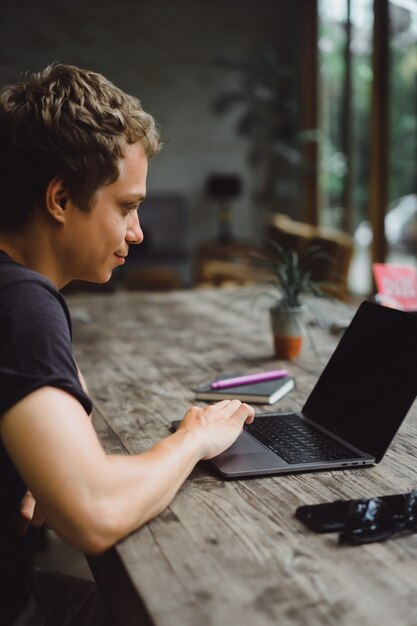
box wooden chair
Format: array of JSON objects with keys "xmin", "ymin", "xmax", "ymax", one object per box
[
  {"xmin": 265, "ymin": 213, "xmax": 354, "ymax": 300},
  {"xmin": 194, "ymin": 240, "xmax": 265, "ymax": 287}
]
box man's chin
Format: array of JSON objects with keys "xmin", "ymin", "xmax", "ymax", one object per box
[
  {"xmin": 69, "ymin": 271, "xmax": 113, "ymax": 285},
  {"xmin": 92, "ymin": 273, "xmax": 113, "ymax": 284}
]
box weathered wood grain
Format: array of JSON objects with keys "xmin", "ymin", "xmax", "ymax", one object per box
[{"xmin": 68, "ymin": 288, "xmax": 417, "ymax": 626}]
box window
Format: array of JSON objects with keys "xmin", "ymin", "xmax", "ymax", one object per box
[{"xmin": 318, "ymin": 0, "xmax": 417, "ymax": 295}]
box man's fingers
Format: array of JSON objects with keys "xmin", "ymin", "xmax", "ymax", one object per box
[
  {"xmin": 243, "ymin": 403, "xmax": 255, "ymax": 424},
  {"xmin": 14, "ymin": 492, "xmax": 35, "ymax": 536},
  {"xmin": 14, "ymin": 491, "xmax": 47, "ymax": 536},
  {"xmin": 213, "ymin": 399, "xmax": 254, "ymax": 422},
  {"xmin": 205, "ymin": 399, "xmax": 241, "ymax": 419},
  {"xmin": 212, "ymin": 399, "xmax": 235, "ymax": 409},
  {"xmin": 19, "ymin": 491, "xmax": 36, "ymax": 520},
  {"xmin": 218, "ymin": 398, "xmax": 242, "ymax": 416},
  {"xmin": 32, "ymin": 503, "xmax": 47, "ymax": 527},
  {"xmin": 233, "ymin": 402, "xmax": 255, "ymax": 424}
]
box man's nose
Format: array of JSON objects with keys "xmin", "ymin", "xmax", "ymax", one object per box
[{"xmin": 126, "ymin": 211, "xmax": 144, "ymax": 245}]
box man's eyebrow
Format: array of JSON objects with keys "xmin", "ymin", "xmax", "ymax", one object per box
[{"xmin": 123, "ymin": 194, "xmax": 146, "ymax": 203}]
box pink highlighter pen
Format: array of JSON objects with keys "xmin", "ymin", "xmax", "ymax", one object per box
[{"xmin": 211, "ymin": 369, "xmax": 289, "ymax": 390}]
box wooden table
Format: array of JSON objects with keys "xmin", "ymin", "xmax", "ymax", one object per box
[{"xmin": 67, "ymin": 288, "xmax": 417, "ymax": 626}]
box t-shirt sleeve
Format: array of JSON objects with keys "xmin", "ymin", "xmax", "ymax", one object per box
[{"xmin": 0, "ymin": 280, "xmax": 92, "ymax": 416}]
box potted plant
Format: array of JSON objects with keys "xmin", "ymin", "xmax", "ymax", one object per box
[{"xmin": 255, "ymin": 242, "xmax": 325, "ymax": 359}]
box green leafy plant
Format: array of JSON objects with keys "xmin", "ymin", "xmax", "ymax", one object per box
[
  {"xmin": 254, "ymin": 241, "xmax": 328, "ymax": 309},
  {"xmin": 212, "ymin": 48, "xmax": 316, "ymax": 214}
]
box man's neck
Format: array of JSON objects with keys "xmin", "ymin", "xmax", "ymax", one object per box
[
  {"xmin": 0, "ymin": 227, "xmax": 63, "ymax": 288},
  {"xmin": 0, "ymin": 237, "xmax": 28, "ymax": 267}
]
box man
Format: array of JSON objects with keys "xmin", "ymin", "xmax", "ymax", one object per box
[{"xmin": 0, "ymin": 64, "xmax": 254, "ymax": 625}]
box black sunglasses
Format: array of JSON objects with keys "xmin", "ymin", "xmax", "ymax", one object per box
[{"xmin": 339, "ymin": 490, "xmax": 417, "ymax": 546}]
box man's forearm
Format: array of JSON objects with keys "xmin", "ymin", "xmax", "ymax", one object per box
[
  {"xmin": 53, "ymin": 428, "xmax": 205, "ymax": 554},
  {"xmin": 104, "ymin": 429, "xmax": 204, "ymax": 539}
]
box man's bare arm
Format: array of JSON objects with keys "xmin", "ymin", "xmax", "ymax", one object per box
[{"xmin": 1, "ymin": 386, "xmax": 253, "ymax": 554}]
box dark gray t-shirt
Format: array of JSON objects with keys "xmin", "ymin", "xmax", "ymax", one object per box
[{"xmin": 0, "ymin": 250, "xmax": 92, "ymax": 624}]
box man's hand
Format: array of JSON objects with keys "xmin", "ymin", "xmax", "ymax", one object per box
[
  {"xmin": 14, "ymin": 491, "xmax": 47, "ymax": 537},
  {"xmin": 178, "ymin": 399, "xmax": 255, "ymax": 460}
]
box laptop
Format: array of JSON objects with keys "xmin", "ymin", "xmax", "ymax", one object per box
[{"xmin": 172, "ymin": 301, "xmax": 417, "ymax": 478}]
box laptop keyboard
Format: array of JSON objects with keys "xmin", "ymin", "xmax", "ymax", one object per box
[{"xmin": 244, "ymin": 414, "xmax": 356, "ymax": 464}]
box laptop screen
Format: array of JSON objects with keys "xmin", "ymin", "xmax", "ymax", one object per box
[{"xmin": 302, "ymin": 301, "xmax": 417, "ymax": 462}]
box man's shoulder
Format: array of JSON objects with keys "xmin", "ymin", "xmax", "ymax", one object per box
[
  {"xmin": 0, "ymin": 252, "xmax": 71, "ymax": 331},
  {"xmin": 0, "ymin": 251, "xmax": 66, "ymax": 308},
  {"xmin": 0, "ymin": 250, "xmax": 54, "ymax": 292}
]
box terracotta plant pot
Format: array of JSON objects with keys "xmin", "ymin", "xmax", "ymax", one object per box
[{"xmin": 270, "ymin": 306, "xmax": 305, "ymax": 359}]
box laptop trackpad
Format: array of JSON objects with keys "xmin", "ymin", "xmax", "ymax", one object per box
[
  {"xmin": 212, "ymin": 431, "xmax": 286, "ymax": 474},
  {"xmin": 221, "ymin": 431, "xmax": 263, "ymax": 454}
]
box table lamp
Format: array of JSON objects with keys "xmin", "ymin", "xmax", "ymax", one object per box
[{"xmin": 205, "ymin": 173, "xmax": 242, "ymax": 243}]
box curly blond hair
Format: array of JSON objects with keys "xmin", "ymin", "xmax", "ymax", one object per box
[{"xmin": 0, "ymin": 63, "xmax": 161, "ymax": 230}]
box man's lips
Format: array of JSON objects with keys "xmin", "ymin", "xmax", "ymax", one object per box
[{"xmin": 114, "ymin": 253, "xmax": 127, "ymax": 264}]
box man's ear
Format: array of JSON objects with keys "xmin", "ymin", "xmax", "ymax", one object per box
[{"xmin": 45, "ymin": 177, "xmax": 70, "ymax": 224}]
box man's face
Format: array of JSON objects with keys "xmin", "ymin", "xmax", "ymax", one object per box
[{"xmin": 62, "ymin": 141, "xmax": 148, "ymax": 284}]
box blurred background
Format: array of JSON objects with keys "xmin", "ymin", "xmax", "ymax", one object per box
[{"xmin": 0, "ymin": 0, "xmax": 416, "ymax": 298}]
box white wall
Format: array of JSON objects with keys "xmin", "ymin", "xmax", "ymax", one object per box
[{"xmin": 0, "ymin": 0, "xmax": 285, "ymax": 246}]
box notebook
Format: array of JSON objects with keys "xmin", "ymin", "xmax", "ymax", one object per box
[
  {"xmin": 194, "ymin": 375, "xmax": 295, "ymax": 404},
  {"xmin": 172, "ymin": 301, "xmax": 417, "ymax": 478}
]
